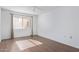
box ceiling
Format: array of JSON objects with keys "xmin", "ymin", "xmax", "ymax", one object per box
[
  {"xmin": 37, "ymin": 6, "xmax": 57, "ymax": 11},
  {"xmin": 36, "ymin": 6, "xmax": 57, "ymax": 13},
  {"xmin": 1, "ymin": 6, "xmax": 57, "ymax": 15}
]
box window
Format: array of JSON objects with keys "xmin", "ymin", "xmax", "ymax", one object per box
[{"xmin": 13, "ymin": 15, "xmax": 31, "ymax": 30}]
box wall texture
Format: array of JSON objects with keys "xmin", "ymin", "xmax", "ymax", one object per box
[{"xmin": 38, "ymin": 7, "xmax": 79, "ymax": 48}]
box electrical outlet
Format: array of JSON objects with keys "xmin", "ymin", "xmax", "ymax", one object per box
[{"xmin": 70, "ymin": 36, "xmax": 72, "ymax": 39}]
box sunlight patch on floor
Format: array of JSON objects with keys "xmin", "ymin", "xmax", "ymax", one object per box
[
  {"xmin": 29, "ymin": 39, "xmax": 42, "ymax": 45},
  {"xmin": 16, "ymin": 39, "xmax": 42, "ymax": 50}
]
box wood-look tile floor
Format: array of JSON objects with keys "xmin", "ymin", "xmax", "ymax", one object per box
[{"xmin": 0, "ymin": 36, "xmax": 79, "ymax": 52}]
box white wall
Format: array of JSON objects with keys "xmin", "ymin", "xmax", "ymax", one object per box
[
  {"xmin": 0, "ymin": 8, "xmax": 1, "ymax": 41},
  {"xmin": 1, "ymin": 9, "xmax": 11, "ymax": 39},
  {"xmin": 33, "ymin": 15, "xmax": 38, "ymax": 35},
  {"xmin": 38, "ymin": 7, "xmax": 79, "ymax": 48},
  {"xmin": 1, "ymin": 8, "xmax": 38, "ymax": 39}
]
